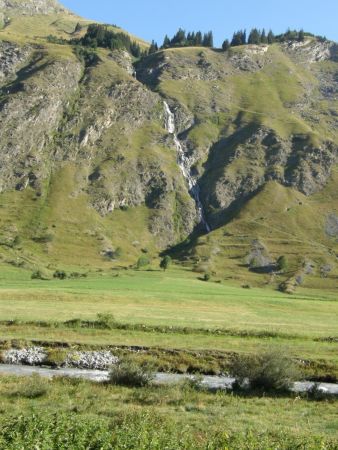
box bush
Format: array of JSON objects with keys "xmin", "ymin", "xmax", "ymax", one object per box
[
  {"xmin": 136, "ymin": 255, "xmax": 150, "ymax": 269},
  {"xmin": 109, "ymin": 359, "xmax": 154, "ymax": 387},
  {"xmin": 229, "ymin": 349, "xmax": 300, "ymax": 392},
  {"xmin": 277, "ymin": 255, "xmax": 288, "ymax": 272},
  {"xmin": 53, "ymin": 270, "xmax": 67, "ymax": 280},
  {"xmin": 11, "ymin": 374, "xmax": 49, "ymax": 399},
  {"xmin": 31, "ymin": 270, "xmax": 48, "ymax": 280},
  {"xmin": 46, "ymin": 349, "xmax": 68, "ymax": 367},
  {"xmin": 160, "ymin": 255, "xmax": 172, "ymax": 271},
  {"xmin": 32, "ymin": 233, "xmax": 54, "ymax": 244},
  {"xmin": 96, "ymin": 313, "xmax": 116, "ymax": 329},
  {"xmin": 202, "ymin": 273, "xmax": 211, "ymax": 282}
]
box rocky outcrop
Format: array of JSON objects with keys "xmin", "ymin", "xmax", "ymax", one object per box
[
  {"xmin": 200, "ymin": 128, "xmax": 337, "ymax": 225},
  {"xmin": 65, "ymin": 351, "xmax": 119, "ymax": 370},
  {"xmin": 3, "ymin": 347, "xmax": 46, "ymax": 365},
  {"xmin": 0, "ymin": 41, "xmax": 32, "ymax": 83},
  {"xmin": 0, "ymin": 51, "xmax": 83, "ymax": 192},
  {"xmin": 325, "ymin": 213, "xmax": 338, "ymax": 238},
  {"xmin": 0, "ymin": 0, "xmax": 68, "ymax": 16},
  {"xmin": 283, "ymin": 39, "xmax": 338, "ymax": 63}
]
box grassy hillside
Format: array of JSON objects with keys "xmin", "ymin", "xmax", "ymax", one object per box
[{"xmin": 0, "ymin": 4, "xmax": 336, "ymax": 293}]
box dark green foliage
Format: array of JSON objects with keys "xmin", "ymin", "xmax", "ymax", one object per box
[
  {"xmin": 298, "ymin": 29, "xmax": 305, "ymax": 42},
  {"xmin": 148, "ymin": 40, "xmax": 158, "ymax": 54},
  {"xmin": 109, "ymin": 359, "xmax": 154, "ymax": 387},
  {"xmin": 53, "ymin": 270, "xmax": 67, "ymax": 280},
  {"xmin": 74, "ymin": 22, "xmax": 82, "ymax": 33},
  {"xmin": 162, "ymin": 34, "xmax": 170, "ymax": 48},
  {"xmin": 159, "ymin": 28, "xmax": 214, "ymax": 50},
  {"xmin": 248, "ymin": 28, "xmax": 261, "ymax": 45},
  {"xmin": 74, "ymin": 46, "xmax": 99, "ymax": 67},
  {"xmin": 171, "ymin": 28, "xmax": 186, "ymax": 46},
  {"xmin": 267, "ymin": 30, "xmax": 275, "ymax": 44},
  {"xmin": 230, "ymin": 349, "xmax": 300, "ymax": 391},
  {"xmin": 195, "ymin": 31, "xmax": 203, "ymax": 46},
  {"xmin": 202, "ymin": 31, "xmax": 214, "ymax": 47},
  {"xmin": 231, "ymin": 30, "xmax": 246, "ymax": 46},
  {"xmin": 160, "ymin": 255, "xmax": 172, "ymax": 271},
  {"xmin": 226, "ymin": 28, "xmax": 318, "ymax": 49},
  {"xmin": 222, "ymin": 39, "xmax": 230, "ymax": 51},
  {"xmin": 202, "ymin": 273, "xmax": 211, "ymax": 282},
  {"xmin": 277, "ymin": 256, "xmax": 288, "ymax": 272},
  {"xmin": 75, "ymin": 24, "xmax": 142, "ymax": 57},
  {"xmin": 46, "ymin": 35, "xmax": 68, "ymax": 45}
]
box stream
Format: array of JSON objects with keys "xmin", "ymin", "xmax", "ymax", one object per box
[
  {"xmin": 1, "ymin": 364, "xmax": 337, "ymax": 394},
  {"xmin": 164, "ymin": 101, "xmax": 211, "ymax": 232}
]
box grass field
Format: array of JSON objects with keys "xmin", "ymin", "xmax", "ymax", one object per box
[
  {"xmin": 0, "ymin": 264, "xmax": 337, "ymax": 378},
  {"xmin": 0, "ymin": 265, "xmax": 337, "ymax": 334}
]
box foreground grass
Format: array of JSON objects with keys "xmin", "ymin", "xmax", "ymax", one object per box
[{"xmin": 0, "ymin": 375, "xmax": 337, "ymax": 449}]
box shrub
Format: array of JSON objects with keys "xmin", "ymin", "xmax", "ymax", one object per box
[
  {"xmin": 136, "ymin": 255, "xmax": 150, "ymax": 269},
  {"xmin": 229, "ymin": 349, "xmax": 300, "ymax": 392},
  {"xmin": 202, "ymin": 273, "xmax": 211, "ymax": 282},
  {"xmin": 109, "ymin": 359, "xmax": 154, "ymax": 387},
  {"xmin": 32, "ymin": 233, "xmax": 54, "ymax": 244},
  {"xmin": 160, "ymin": 255, "xmax": 172, "ymax": 271},
  {"xmin": 53, "ymin": 270, "xmax": 67, "ymax": 280},
  {"xmin": 46, "ymin": 349, "xmax": 68, "ymax": 367},
  {"xmin": 31, "ymin": 270, "xmax": 47, "ymax": 280},
  {"xmin": 277, "ymin": 255, "xmax": 288, "ymax": 272},
  {"xmin": 96, "ymin": 313, "xmax": 116, "ymax": 329},
  {"xmin": 11, "ymin": 374, "xmax": 49, "ymax": 399}
]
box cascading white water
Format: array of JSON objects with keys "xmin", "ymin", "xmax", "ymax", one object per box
[{"xmin": 164, "ymin": 101, "xmax": 211, "ymax": 233}]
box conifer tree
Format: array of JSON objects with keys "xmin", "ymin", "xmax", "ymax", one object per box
[
  {"xmin": 248, "ymin": 28, "xmax": 260, "ymax": 45},
  {"xmin": 267, "ymin": 30, "xmax": 275, "ymax": 44},
  {"xmin": 202, "ymin": 31, "xmax": 214, "ymax": 47},
  {"xmin": 195, "ymin": 31, "xmax": 202, "ymax": 46},
  {"xmin": 222, "ymin": 39, "xmax": 230, "ymax": 51},
  {"xmin": 261, "ymin": 29, "xmax": 267, "ymax": 44},
  {"xmin": 148, "ymin": 40, "xmax": 158, "ymax": 54},
  {"xmin": 171, "ymin": 28, "xmax": 186, "ymax": 46},
  {"xmin": 162, "ymin": 34, "xmax": 170, "ymax": 48},
  {"xmin": 298, "ymin": 29, "xmax": 305, "ymax": 42}
]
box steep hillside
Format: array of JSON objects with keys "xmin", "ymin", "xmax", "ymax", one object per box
[{"xmin": 0, "ymin": 0, "xmax": 337, "ymax": 291}]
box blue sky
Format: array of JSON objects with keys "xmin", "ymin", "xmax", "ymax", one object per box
[{"xmin": 61, "ymin": 0, "xmax": 338, "ymax": 46}]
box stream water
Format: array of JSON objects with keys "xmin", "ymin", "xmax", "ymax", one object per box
[
  {"xmin": 164, "ymin": 101, "xmax": 211, "ymax": 232},
  {"xmin": 1, "ymin": 364, "xmax": 337, "ymax": 395}
]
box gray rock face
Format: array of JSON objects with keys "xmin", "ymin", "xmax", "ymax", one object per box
[
  {"xmin": 325, "ymin": 213, "xmax": 338, "ymax": 238},
  {"xmin": 0, "ymin": 53, "xmax": 83, "ymax": 192},
  {"xmin": 200, "ymin": 128, "xmax": 337, "ymax": 225},
  {"xmin": 0, "ymin": 0, "xmax": 67, "ymax": 16},
  {"xmin": 283, "ymin": 39, "xmax": 337, "ymax": 63},
  {"xmin": 0, "ymin": 41, "xmax": 31, "ymax": 83}
]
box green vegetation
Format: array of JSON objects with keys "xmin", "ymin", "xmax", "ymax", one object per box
[
  {"xmin": 160, "ymin": 255, "xmax": 172, "ymax": 271},
  {"xmin": 230, "ymin": 349, "xmax": 300, "ymax": 391},
  {"xmin": 109, "ymin": 358, "xmax": 154, "ymax": 387},
  {"xmin": 0, "ymin": 266, "xmax": 336, "ymax": 379},
  {"xmin": 0, "ymin": 375, "xmax": 336, "ymax": 448}
]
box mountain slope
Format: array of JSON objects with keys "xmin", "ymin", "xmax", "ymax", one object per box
[{"xmin": 0, "ymin": 0, "xmax": 337, "ymax": 290}]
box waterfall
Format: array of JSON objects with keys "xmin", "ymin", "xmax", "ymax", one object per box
[{"xmin": 164, "ymin": 101, "xmax": 211, "ymax": 233}]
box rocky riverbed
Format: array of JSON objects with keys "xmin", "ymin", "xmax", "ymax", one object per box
[{"xmin": 1, "ymin": 347, "xmax": 119, "ymax": 370}]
